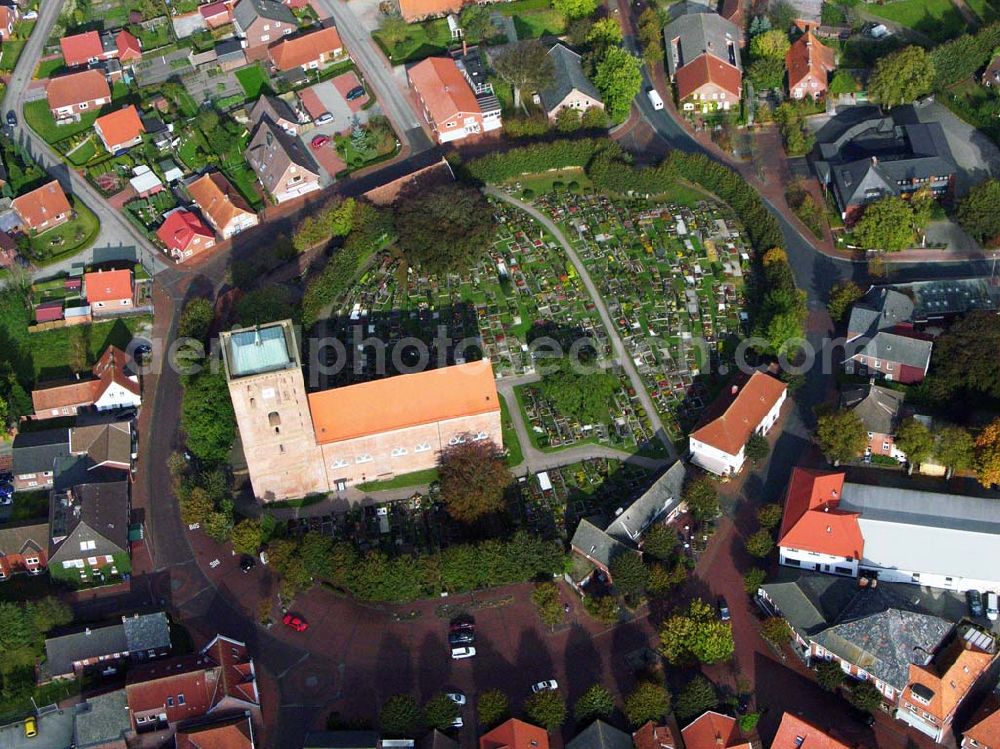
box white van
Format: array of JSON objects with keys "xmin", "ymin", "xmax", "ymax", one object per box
[
  {"xmin": 647, "ymin": 88, "xmax": 664, "ymax": 110},
  {"xmin": 987, "ymin": 591, "xmax": 999, "ymax": 621}
]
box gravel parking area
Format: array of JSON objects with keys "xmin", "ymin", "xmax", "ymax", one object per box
[
  {"xmin": 332, "ymin": 70, "xmax": 369, "ymax": 112},
  {"xmin": 134, "ymin": 48, "xmax": 193, "ymax": 86},
  {"xmin": 298, "ymin": 80, "xmax": 370, "ymax": 134},
  {"xmin": 912, "ymin": 100, "xmax": 1000, "ymax": 196}
]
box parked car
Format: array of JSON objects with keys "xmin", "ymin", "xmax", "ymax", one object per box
[
  {"xmin": 346, "ymin": 85, "xmax": 366, "ymax": 101},
  {"xmin": 240, "ymin": 556, "xmax": 256, "ymax": 574},
  {"xmin": 968, "ymin": 589, "xmax": 985, "ymax": 617},
  {"xmin": 451, "ymin": 646, "xmax": 476, "ymax": 660},
  {"xmin": 310, "ymin": 134, "xmax": 331, "ymax": 149},
  {"xmin": 449, "ymin": 618, "xmax": 474, "ymax": 632},
  {"xmin": 314, "ymin": 112, "xmax": 334, "ymax": 126},
  {"xmin": 446, "ymin": 691, "xmax": 466, "ymax": 706},
  {"xmin": 6, "ymin": 111, "xmax": 16, "ymax": 127},
  {"xmin": 450, "ymin": 716, "xmax": 464, "ymax": 729},
  {"xmin": 718, "ymin": 597, "xmax": 731, "ymax": 621},
  {"xmin": 283, "ymin": 613, "xmax": 309, "ymax": 632},
  {"xmin": 449, "ymin": 630, "xmax": 474, "ymax": 646},
  {"xmin": 532, "ymin": 680, "xmax": 558, "ymax": 693},
  {"xmin": 987, "ymin": 592, "xmax": 999, "ymax": 622},
  {"xmin": 23, "ymin": 717, "xmax": 36, "ymax": 738}
]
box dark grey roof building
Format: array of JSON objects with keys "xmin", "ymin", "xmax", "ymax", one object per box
[
  {"xmin": 49, "ymin": 479, "xmax": 131, "ymax": 572},
  {"xmin": 663, "ymin": 10, "xmax": 742, "ymax": 77},
  {"xmin": 813, "ymin": 111, "xmax": 956, "ymax": 221},
  {"xmin": 537, "ymin": 43, "xmax": 604, "ymax": 118},
  {"xmin": 233, "ymin": 0, "xmax": 296, "ymax": 32},
  {"xmin": 849, "ymin": 331, "xmax": 932, "ymax": 372},
  {"xmin": 570, "ymin": 518, "xmax": 636, "ymax": 572},
  {"xmin": 11, "ymin": 428, "xmax": 70, "ymax": 482},
  {"xmin": 840, "ymin": 382, "xmax": 904, "ymax": 436},
  {"xmin": 606, "ymin": 461, "xmax": 685, "ymax": 544},
  {"xmin": 45, "ymin": 612, "xmax": 171, "ymax": 679},
  {"xmin": 847, "ymin": 288, "xmax": 914, "ymax": 340},
  {"xmin": 567, "ymin": 721, "xmax": 635, "ymax": 749}
]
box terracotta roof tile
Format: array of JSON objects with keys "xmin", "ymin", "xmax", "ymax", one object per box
[
  {"xmin": 187, "ymin": 171, "xmax": 256, "ymax": 235},
  {"xmin": 690, "ymin": 370, "xmax": 786, "ymax": 456},
  {"xmin": 785, "ymin": 32, "xmax": 835, "ymax": 92},
  {"xmin": 479, "ymin": 719, "xmax": 549, "ymax": 749},
  {"xmin": 903, "ymin": 637, "xmax": 995, "ymax": 722},
  {"xmin": 308, "ymin": 360, "xmax": 498, "ymax": 444},
  {"xmin": 94, "ymin": 105, "xmax": 145, "ymax": 150},
  {"xmin": 116, "ymin": 29, "xmax": 142, "ymax": 61},
  {"xmin": 85, "ymin": 269, "xmax": 133, "ymax": 304},
  {"xmin": 674, "ymin": 53, "xmax": 742, "ymax": 101},
  {"xmin": 12, "ymin": 180, "xmax": 72, "ymax": 231},
  {"xmin": 777, "ymin": 467, "xmax": 864, "ymax": 559},
  {"xmin": 964, "ymin": 699, "xmax": 1000, "ymax": 749},
  {"xmin": 126, "ymin": 654, "xmax": 219, "ymax": 723},
  {"xmin": 176, "ymin": 715, "xmax": 255, "ymax": 749},
  {"xmin": 681, "ymin": 712, "xmax": 751, "ymax": 749},
  {"xmin": 398, "ymin": 0, "xmax": 464, "ymax": 21},
  {"xmin": 771, "ymin": 713, "xmax": 852, "ymax": 749},
  {"xmin": 46, "ymin": 69, "xmax": 111, "ymax": 111},
  {"xmin": 268, "ymin": 26, "xmax": 343, "ymax": 71},
  {"xmin": 632, "ymin": 722, "xmax": 679, "ymax": 749},
  {"xmin": 408, "ymin": 56, "xmax": 481, "ymax": 128},
  {"xmin": 61, "ymin": 31, "xmax": 104, "ymax": 67},
  {"xmin": 93, "ymin": 345, "xmax": 141, "ymax": 398},
  {"xmin": 32, "ymin": 379, "xmax": 98, "ymax": 414}
]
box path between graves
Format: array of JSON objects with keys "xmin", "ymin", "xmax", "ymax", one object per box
[{"xmin": 485, "ymin": 187, "xmax": 680, "ymax": 463}]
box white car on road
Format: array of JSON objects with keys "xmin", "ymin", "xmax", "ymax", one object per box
[
  {"xmin": 451, "ymin": 647, "xmax": 476, "ymax": 660},
  {"xmin": 532, "ymin": 680, "xmax": 558, "ymax": 693}
]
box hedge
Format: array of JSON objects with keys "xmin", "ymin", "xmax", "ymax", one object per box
[{"xmin": 462, "ymin": 138, "xmax": 617, "ymax": 183}]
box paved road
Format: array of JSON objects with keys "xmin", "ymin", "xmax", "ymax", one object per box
[
  {"xmin": 0, "ymin": 0, "xmax": 169, "ymax": 280},
  {"xmin": 487, "ymin": 187, "xmax": 679, "ymax": 461},
  {"xmin": 312, "ymin": 0, "xmax": 433, "ymax": 155}
]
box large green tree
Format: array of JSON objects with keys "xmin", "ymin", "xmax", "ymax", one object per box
[
  {"xmin": 438, "ymin": 438, "xmax": 510, "ymax": 523},
  {"xmin": 895, "ymin": 417, "xmax": 934, "ymax": 471},
  {"xmin": 380, "ymin": 694, "xmax": 424, "ymax": 736},
  {"xmin": 749, "ymin": 56, "xmax": 787, "ymax": 91},
  {"xmin": 815, "ymin": 408, "xmax": 866, "ymax": 465},
  {"xmin": 658, "ymin": 599, "xmax": 734, "ymax": 665},
  {"xmin": 593, "ymin": 47, "xmax": 642, "ymax": 122},
  {"xmin": 553, "ymin": 0, "xmax": 600, "ymax": 19},
  {"xmin": 934, "ymin": 425, "xmax": 975, "ymax": 478},
  {"xmin": 181, "ymin": 371, "xmax": 236, "ymax": 465},
  {"xmin": 178, "ymin": 299, "xmax": 214, "ymax": 341},
  {"xmin": 927, "ymin": 312, "xmax": 1000, "ymax": 401},
  {"xmin": 868, "ymin": 45, "xmax": 935, "ymax": 106},
  {"xmin": 493, "ymin": 40, "xmax": 555, "ymax": 110},
  {"xmin": 378, "ymin": 13, "xmax": 410, "ymax": 48},
  {"xmin": 394, "ymin": 183, "xmax": 497, "ymax": 274},
  {"xmin": 423, "ymin": 694, "xmax": 460, "ymax": 731},
  {"xmin": 852, "ymin": 196, "xmax": 917, "ymax": 251},
  {"xmin": 674, "ymin": 675, "xmax": 718, "ymax": 723},
  {"xmin": 745, "ymin": 529, "xmax": 775, "ymax": 558},
  {"xmin": 750, "ymin": 29, "xmax": 790, "ymax": 60},
  {"xmin": 683, "ymin": 477, "xmax": 719, "ymax": 522},
  {"xmin": 624, "ymin": 681, "xmax": 671, "ymax": 727},
  {"xmin": 478, "ymin": 689, "xmax": 510, "ymax": 727},
  {"xmin": 827, "ymin": 281, "xmax": 865, "ymax": 322},
  {"xmin": 525, "ymin": 688, "xmax": 567, "ymax": 730},
  {"xmin": 642, "ymin": 524, "xmax": 677, "ymax": 560},
  {"xmin": 537, "ymin": 358, "xmax": 620, "ymax": 426},
  {"xmin": 957, "ymin": 179, "xmax": 1000, "ymax": 246},
  {"xmin": 609, "ymin": 551, "xmax": 649, "ymax": 603},
  {"xmin": 574, "ymin": 683, "xmax": 615, "ymax": 724},
  {"xmin": 230, "ymin": 519, "xmax": 264, "ymax": 555},
  {"xmin": 459, "ymin": 4, "xmax": 497, "ymax": 40}
]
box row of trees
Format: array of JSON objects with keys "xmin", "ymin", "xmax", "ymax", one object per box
[
  {"xmin": 752, "ymin": 248, "xmax": 807, "ymax": 359},
  {"xmin": 266, "ymin": 529, "xmax": 567, "ymax": 603},
  {"xmin": 956, "ymin": 179, "xmax": 1000, "ymax": 247},
  {"xmin": 291, "ymin": 196, "xmax": 357, "ymax": 253}
]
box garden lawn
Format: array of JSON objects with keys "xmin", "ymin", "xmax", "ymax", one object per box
[
  {"xmin": 66, "ymin": 137, "xmax": 100, "ymax": 167},
  {"xmin": 513, "ymin": 9, "xmax": 566, "ymax": 38},
  {"xmin": 865, "ymin": 0, "xmax": 965, "ymax": 42},
  {"xmin": 30, "ymin": 315, "xmax": 151, "ymax": 380},
  {"xmin": 23, "ymin": 100, "xmax": 101, "ymax": 146},
  {"xmin": 30, "ymin": 199, "xmax": 101, "ymax": 267},
  {"xmin": 499, "ymin": 393, "xmax": 524, "ymax": 467},
  {"xmin": 235, "ymin": 64, "xmax": 270, "ymax": 98},
  {"xmin": 965, "ymin": 0, "xmax": 1000, "ymax": 20},
  {"xmin": 34, "ymin": 57, "xmax": 65, "ymax": 79},
  {"xmin": 372, "ymin": 18, "xmax": 451, "ymax": 64},
  {"xmin": 134, "ymin": 22, "xmax": 172, "ymax": 50},
  {"xmin": 222, "ymin": 163, "xmax": 264, "ymax": 211},
  {"xmin": 357, "ymin": 467, "xmax": 440, "ymax": 492},
  {"xmin": 0, "ymin": 40, "xmax": 26, "ymax": 72}
]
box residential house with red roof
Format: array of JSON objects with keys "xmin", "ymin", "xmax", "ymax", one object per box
[
  {"xmin": 663, "ymin": 11, "xmax": 743, "ymax": 113},
  {"xmin": 680, "ymin": 712, "xmax": 751, "ymax": 749},
  {"xmin": 688, "ymin": 370, "xmax": 787, "ymax": 476},
  {"xmin": 786, "ymin": 31, "xmax": 836, "ymax": 99},
  {"xmin": 12, "ymin": 180, "xmax": 73, "ymax": 233},
  {"xmin": 31, "ymin": 346, "xmax": 142, "ymax": 418},
  {"xmin": 175, "ymin": 713, "xmax": 256, "ymax": 749},
  {"xmin": 61, "ymin": 30, "xmax": 114, "ymax": 67},
  {"xmin": 962, "ymin": 699, "xmax": 1000, "ymax": 749},
  {"xmin": 778, "ymin": 469, "xmax": 1000, "ymax": 593},
  {"xmin": 408, "ymin": 56, "xmax": 501, "ymax": 143},
  {"xmin": 480, "ymin": 719, "xmax": 549, "ymax": 749},
  {"xmin": 200, "ymin": 1, "xmax": 234, "ymax": 28},
  {"xmin": 398, "ymin": 0, "xmax": 465, "ymax": 21},
  {"xmin": 186, "ymin": 171, "xmax": 259, "ymax": 240},
  {"xmin": 84, "ymin": 269, "xmax": 134, "ymax": 315},
  {"xmin": 46, "ymin": 69, "xmax": 112, "ymax": 121},
  {"xmin": 246, "ymin": 117, "xmax": 321, "ymax": 204},
  {"xmin": 771, "ymin": 714, "xmax": 852, "ymax": 749},
  {"xmin": 0, "ymin": 4, "xmax": 18, "ymax": 40},
  {"xmin": 125, "ymin": 634, "xmax": 259, "ymax": 736},
  {"xmin": 94, "ymin": 105, "xmax": 145, "ymax": 153},
  {"xmin": 115, "ymin": 29, "xmax": 143, "ymax": 63},
  {"xmin": 0, "ymin": 523, "xmax": 49, "ymax": 580},
  {"xmin": 633, "ymin": 721, "xmax": 680, "ymax": 749},
  {"xmin": 156, "ymin": 209, "xmax": 216, "ymax": 262},
  {"xmin": 268, "ymin": 26, "xmax": 344, "ymax": 72},
  {"xmin": 897, "ymin": 626, "xmax": 998, "ymax": 743}
]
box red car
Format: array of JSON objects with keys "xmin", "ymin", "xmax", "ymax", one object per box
[
  {"xmin": 310, "ymin": 134, "xmax": 331, "ymax": 149},
  {"xmin": 283, "ymin": 613, "xmax": 309, "ymax": 632}
]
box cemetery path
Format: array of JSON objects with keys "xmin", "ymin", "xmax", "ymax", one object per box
[
  {"xmin": 486, "ymin": 187, "xmax": 680, "ymax": 463},
  {"xmin": 494, "ymin": 374, "xmax": 672, "ymax": 476}
]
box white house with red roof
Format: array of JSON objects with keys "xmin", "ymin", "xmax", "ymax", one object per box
[
  {"xmin": 687, "ymin": 370, "xmax": 787, "ymax": 476},
  {"xmin": 156, "ymin": 208, "xmax": 216, "ymax": 262},
  {"xmin": 681, "ymin": 712, "xmax": 751, "ymax": 749}
]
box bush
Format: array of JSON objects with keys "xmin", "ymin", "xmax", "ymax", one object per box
[
  {"xmin": 532, "ymin": 582, "xmax": 565, "ymax": 628},
  {"xmin": 744, "ymin": 529, "xmax": 775, "ymax": 558},
  {"xmin": 423, "ymin": 693, "xmax": 460, "ymax": 731},
  {"xmin": 743, "ymin": 567, "xmax": 767, "ymax": 595},
  {"xmin": 525, "ymin": 688, "xmax": 567, "ymax": 730},
  {"xmin": 380, "ymin": 694, "xmax": 424, "ymax": 736},
  {"xmin": 675, "ymin": 675, "xmax": 718, "ymax": 723},
  {"xmin": 478, "ymin": 689, "xmax": 510, "ymax": 727},
  {"xmin": 583, "ymin": 594, "xmax": 620, "ymax": 625},
  {"xmin": 816, "ymin": 660, "xmax": 846, "ymax": 692},
  {"xmin": 624, "ymin": 680, "xmax": 671, "ymax": 727},
  {"xmin": 463, "ymin": 139, "xmax": 612, "ymax": 183},
  {"xmin": 760, "ymin": 616, "xmax": 792, "ymax": 646},
  {"xmin": 574, "ymin": 683, "xmax": 615, "ymax": 724},
  {"xmin": 755, "ymin": 504, "xmax": 783, "ymax": 530},
  {"xmin": 739, "ymin": 713, "xmax": 760, "ymax": 733}
]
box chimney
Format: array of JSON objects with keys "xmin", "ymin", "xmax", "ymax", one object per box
[
  {"xmin": 731, "ymin": 385, "xmax": 739, "ymax": 395},
  {"xmin": 462, "ymin": 39, "xmax": 467, "ymax": 57},
  {"xmin": 85, "ymin": 628, "xmax": 91, "ymax": 635},
  {"xmin": 826, "ymin": 526, "xmax": 832, "ymax": 533},
  {"xmin": 871, "ymin": 156, "xmax": 878, "ymax": 167}
]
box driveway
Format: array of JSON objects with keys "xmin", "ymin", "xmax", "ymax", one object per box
[
  {"xmin": 911, "ymin": 100, "xmax": 1000, "ymax": 196},
  {"xmin": 299, "ymin": 80, "xmax": 370, "ymax": 134},
  {"xmin": 134, "ymin": 48, "xmax": 195, "ymax": 87}
]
